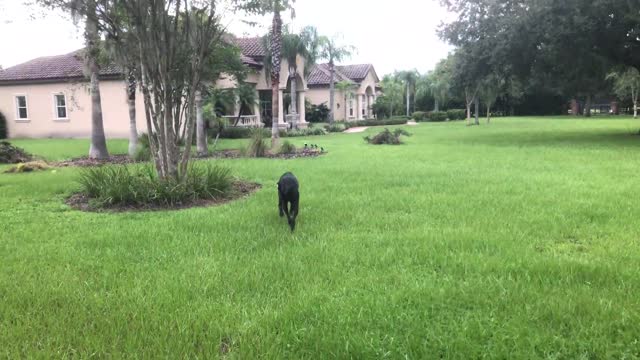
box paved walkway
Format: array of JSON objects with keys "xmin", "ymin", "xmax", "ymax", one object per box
[{"xmin": 343, "ymin": 121, "xmax": 419, "ymax": 134}]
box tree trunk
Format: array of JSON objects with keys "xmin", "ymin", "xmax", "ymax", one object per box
[
  {"xmin": 583, "ymin": 95, "xmax": 592, "ymax": 117},
  {"xmin": 474, "ymin": 97, "xmax": 480, "ymax": 125},
  {"xmin": 196, "ymin": 90, "xmax": 207, "ymax": 157},
  {"xmin": 127, "ymin": 71, "xmax": 137, "ymax": 158},
  {"xmin": 634, "ymin": 102, "xmax": 638, "ymax": 119},
  {"xmin": 466, "ymin": 102, "xmax": 471, "ymax": 126},
  {"xmin": 406, "ymin": 83, "xmax": 410, "ymax": 117},
  {"xmin": 434, "ymin": 98, "xmax": 439, "ymax": 112},
  {"xmin": 86, "ymin": 7, "xmax": 109, "ymax": 160},
  {"xmin": 289, "ymin": 66, "xmax": 297, "ymax": 129},
  {"xmin": 329, "ymin": 62, "xmax": 335, "ymax": 123},
  {"xmin": 486, "ymin": 102, "xmax": 492, "ymax": 124},
  {"xmin": 270, "ymin": 8, "xmax": 283, "ymax": 146}
]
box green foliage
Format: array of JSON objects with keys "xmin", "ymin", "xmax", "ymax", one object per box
[
  {"xmin": 279, "ymin": 140, "xmax": 297, "ymax": 155},
  {"xmin": 412, "ymin": 111, "xmax": 429, "ymax": 121},
  {"xmin": 0, "ymin": 141, "xmax": 32, "ymax": 164},
  {"xmin": 77, "ymin": 163, "xmax": 232, "ymax": 208},
  {"xmin": 0, "ymin": 111, "xmax": 7, "ymax": 139},
  {"xmin": 246, "ymin": 128, "xmax": 269, "ymax": 157},
  {"xmin": 325, "ymin": 123, "xmax": 346, "ymax": 133},
  {"xmin": 364, "ymin": 128, "xmax": 412, "ymax": 145},
  {"xmin": 280, "ymin": 127, "xmax": 328, "ymax": 137},
  {"xmin": 353, "ymin": 118, "xmax": 408, "ymax": 127},
  {"xmin": 428, "ymin": 111, "xmax": 448, "ymax": 122},
  {"xmin": 306, "ymin": 101, "xmax": 331, "ymax": 123},
  {"xmin": 208, "ymin": 127, "xmax": 254, "ymax": 139},
  {"xmin": 447, "ymin": 109, "xmax": 467, "ymax": 121}
]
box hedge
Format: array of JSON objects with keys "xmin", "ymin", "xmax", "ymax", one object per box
[{"xmin": 0, "ymin": 111, "xmax": 7, "ymax": 139}]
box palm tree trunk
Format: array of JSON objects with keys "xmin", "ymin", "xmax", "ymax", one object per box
[
  {"xmin": 195, "ymin": 90, "xmax": 207, "ymax": 156},
  {"xmin": 127, "ymin": 72, "xmax": 137, "ymax": 158},
  {"xmin": 406, "ymin": 83, "xmax": 410, "ymax": 117},
  {"xmin": 486, "ymin": 102, "xmax": 492, "ymax": 124},
  {"xmin": 86, "ymin": 7, "xmax": 109, "ymax": 160},
  {"xmin": 329, "ymin": 62, "xmax": 335, "ymax": 124},
  {"xmin": 434, "ymin": 98, "xmax": 439, "ymax": 112},
  {"xmin": 270, "ymin": 6, "xmax": 283, "ymax": 146}
]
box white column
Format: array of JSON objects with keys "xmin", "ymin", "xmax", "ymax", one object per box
[
  {"xmin": 254, "ymin": 88, "xmax": 261, "ymax": 126},
  {"xmin": 278, "ymin": 89, "xmax": 285, "ymax": 127},
  {"xmin": 233, "ymin": 93, "xmax": 241, "ymax": 117},
  {"xmin": 298, "ymin": 91, "xmax": 306, "ymax": 125},
  {"xmin": 357, "ymin": 94, "xmax": 363, "ymax": 120}
]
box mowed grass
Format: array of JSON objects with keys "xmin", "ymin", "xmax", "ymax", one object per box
[{"xmin": 1, "ymin": 117, "xmax": 640, "ymax": 358}]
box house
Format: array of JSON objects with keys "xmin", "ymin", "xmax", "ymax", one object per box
[
  {"xmin": 306, "ymin": 63, "xmax": 380, "ymax": 121},
  {"xmin": 0, "ymin": 37, "xmax": 308, "ymax": 139}
]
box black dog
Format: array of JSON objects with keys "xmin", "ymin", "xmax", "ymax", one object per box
[{"xmin": 278, "ymin": 172, "xmax": 299, "ymax": 231}]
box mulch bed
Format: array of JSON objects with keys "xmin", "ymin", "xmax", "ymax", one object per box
[
  {"xmin": 209, "ymin": 149, "xmax": 326, "ymax": 160},
  {"xmin": 66, "ymin": 181, "xmax": 262, "ymax": 213},
  {"xmin": 54, "ymin": 155, "xmax": 135, "ymax": 167},
  {"xmin": 53, "ymin": 149, "xmax": 325, "ymax": 168}
]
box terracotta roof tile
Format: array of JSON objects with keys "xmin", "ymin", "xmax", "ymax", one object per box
[
  {"xmin": 307, "ymin": 63, "xmax": 375, "ymax": 86},
  {"xmin": 0, "ymin": 50, "xmax": 121, "ymax": 83},
  {"xmin": 234, "ymin": 37, "xmax": 267, "ymax": 58}
]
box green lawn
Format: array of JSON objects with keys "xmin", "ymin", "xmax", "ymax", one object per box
[{"xmin": 2, "ymin": 117, "xmax": 640, "ymax": 358}]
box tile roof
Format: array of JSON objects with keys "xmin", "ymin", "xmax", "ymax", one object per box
[
  {"xmin": 0, "ymin": 50, "xmax": 122, "ymax": 83},
  {"xmin": 307, "ymin": 63, "xmax": 376, "ymax": 86},
  {"xmin": 234, "ymin": 37, "xmax": 267, "ymax": 58}
]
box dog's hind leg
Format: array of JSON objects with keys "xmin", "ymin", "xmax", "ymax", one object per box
[{"xmin": 278, "ymin": 190, "xmax": 285, "ymax": 217}]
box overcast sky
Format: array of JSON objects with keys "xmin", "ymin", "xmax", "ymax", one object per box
[{"xmin": 0, "ymin": 0, "xmax": 454, "ymax": 76}]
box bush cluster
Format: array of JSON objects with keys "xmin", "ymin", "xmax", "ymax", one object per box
[
  {"xmin": 306, "ymin": 102, "xmax": 330, "ymax": 123},
  {"xmin": 447, "ymin": 109, "xmax": 466, "ymax": 121},
  {"xmin": 429, "ymin": 111, "xmax": 448, "ymax": 122},
  {"xmin": 364, "ymin": 128, "xmax": 412, "ymax": 145},
  {"xmin": 411, "ymin": 111, "xmax": 428, "ymax": 121},
  {"xmin": 0, "ymin": 111, "xmax": 7, "ymax": 139},
  {"xmin": 351, "ymin": 118, "xmax": 408, "ymax": 127},
  {"xmin": 325, "ymin": 123, "xmax": 347, "ymax": 133},
  {"xmin": 77, "ymin": 163, "xmax": 233, "ymax": 207},
  {"xmin": 208, "ymin": 126, "xmax": 254, "ymax": 139},
  {"xmin": 280, "ymin": 127, "xmax": 328, "ymax": 138}
]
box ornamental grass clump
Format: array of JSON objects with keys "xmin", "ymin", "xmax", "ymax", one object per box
[
  {"xmin": 279, "ymin": 140, "xmax": 297, "ymax": 155},
  {"xmin": 77, "ymin": 163, "xmax": 233, "ymax": 208}
]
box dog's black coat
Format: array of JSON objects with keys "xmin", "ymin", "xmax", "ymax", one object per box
[{"xmin": 278, "ymin": 172, "xmax": 299, "ymax": 231}]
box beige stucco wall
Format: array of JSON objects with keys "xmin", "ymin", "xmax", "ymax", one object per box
[
  {"xmin": 306, "ymin": 70, "xmax": 379, "ymax": 122},
  {"xmin": 0, "ymin": 80, "xmax": 147, "ymax": 138}
]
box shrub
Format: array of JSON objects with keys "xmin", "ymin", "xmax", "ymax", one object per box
[
  {"xmin": 306, "ymin": 102, "xmax": 330, "ymax": 123},
  {"xmin": 325, "ymin": 123, "xmax": 346, "ymax": 133},
  {"xmin": 280, "ymin": 127, "xmax": 327, "ymax": 138},
  {"xmin": 428, "ymin": 111, "xmax": 448, "ymax": 122},
  {"xmin": 246, "ymin": 128, "xmax": 268, "ymax": 157},
  {"xmin": 208, "ymin": 126, "xmax": 254, "ymax": 139},
  {"xmin": 4, "ymin": 161, "xmax": 50, "ymax": 173},
  {"xmin": 447, "ymin": 109, "xmax": 466, "ymax": 121},
  {"xmin": 0, "ymin": 141, "xmax": 32, "ymax": 164},
  {"xmin": 0, "ymin": 111, "xmax": 7, "ymax": 139},
  {"xmin": 412, "ymin": 111, "xmax": 428, "ymax": 122},
  {"xmin": 134, "ymin": 133, "xmax": 152, "ymax": 161},
  {"xmin": 77, "ymin": 163, "xmax": 233, "ymax": 207},
  {"xmin": 364, "ymin": 128, "xmax": 412, "ymax": 145},
  {"xmin": 352, "ymin": 118, "xmax": 408, "ymax": 127},
  {"xmin": 279, "ymin": 140, "xmax": 297, "ymax": 155}
]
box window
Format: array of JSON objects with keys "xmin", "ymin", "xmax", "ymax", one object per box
[
  {"xmin": 349, "ymin": 99, "xmax": 354, "ymax": 117},
  {"xmin": 15, "ymin": 95, "xmax": 28, "ymax": 120},
  {"xmin": 54, "ymin": 94, "xmax": 68, "ymax": 119}
]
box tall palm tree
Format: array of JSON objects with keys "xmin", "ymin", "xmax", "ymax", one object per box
[
  {"xmin": 320, "ymin": 36, "xmax": 354, "ymax": 124},
  {"xmin": 300, "ymin": 26, "xmax": 321, "ymax": 74},
  {"xmin": 281, "ymin": 32, "xmax": 309, "ymax": 128},
  {"xmin": 267, "ymin": 0, "xmax": 286, "ymax": 147},
  {"xmin": 396, "ymin": 70, "xmax": 419, "ymax": 117}
]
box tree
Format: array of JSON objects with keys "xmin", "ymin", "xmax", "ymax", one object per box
[
  {"xmin": 37, "ymin": 0, "xmax": 109, "ymax": 159},
  {"xmin": 96, "ymin": 0, "xmax": 229, "ymax": 180},
  {"xmin": 379, "ymin": 75, "xmax": 404, "ymax": 117},
  {"xmin": 319, "ymin": 35, "xmax": 354, "ymax": 123},
  {"xmin": 396, "ymin": 70, "xmax": 419, "ymax": 116},
  {"xmin": 607, "ymin": 68, "xmax": 640, "ymax": 119},
  {"xmin": 233, "ymin": 82, "xmax": 259, "ymax": 126},
  {"xmin": 480, "ymin": 73, "xmax": 504, "ymax": 123}
]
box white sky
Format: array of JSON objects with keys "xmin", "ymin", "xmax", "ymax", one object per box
[{"xmin": 0, "ymin": 0, "xmax": 454, "ymax": 76}]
